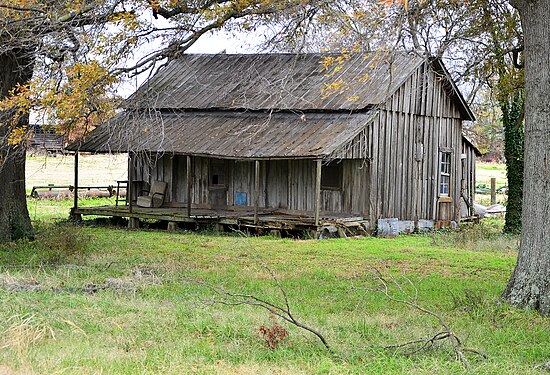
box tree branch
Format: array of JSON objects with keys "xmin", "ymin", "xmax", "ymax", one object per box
[
  {"xmin": 187, "ymin": 254, "xmax": 330, "ymax": 349},
  {"xmin": 365, "ymin": 268, "xmax": 486, "ymax": 371}
]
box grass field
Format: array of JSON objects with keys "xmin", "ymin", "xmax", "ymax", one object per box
[
  {"xmin": 475, "ymin": 163, "xmax": 508, "ymax": 206},
  {"xmin": 8, "ymin": 157, "xmax": 546, "ymax": 374},
  {"xmin": 26, "ymin": 154, "xmax": 127, "ymax": 192},
  {"xmin": 476, "ymin": 162, "xmax": 507, "ymax": 188},
  {"xmin": 0, "ymin": 198, "xmax": 547, "ymax": 374}
]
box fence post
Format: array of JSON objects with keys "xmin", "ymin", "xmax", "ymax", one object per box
[{"xmin": 490, "ymin": 177, "xmax": 496, "ymax": 205}]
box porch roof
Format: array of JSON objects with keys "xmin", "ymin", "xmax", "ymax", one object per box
[{"xmin": 68, "ymin": 110, "xmax": 375, "ymax": 159}]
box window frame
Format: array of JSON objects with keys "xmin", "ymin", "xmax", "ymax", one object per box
[
  {"xmin": 439, "ymin": 152, "xmax": 451, "ymax": 196},
  {"xmin": 321, "ymin": 162, "xmax": 343, "ymax": 191},
  {"xmin": 209, "ymin": 159, "xmax": 228, "ymax": 189}
]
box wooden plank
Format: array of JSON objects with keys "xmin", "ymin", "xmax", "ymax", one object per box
[
  {"xmin": 165, "ymin": 155, "xmax": 173, "ymax": 203},
  {"xmin": 369, "ymin": 118, "xmax": 378, "ymax": 223},
  {"xmin": 314, "ymin": 159, "xmax": 322, "ymax": 226},
  {"xmin": 382, "ymin": 110, "xmax": 390, "ymax": 217},
  {"xmin": 426, "ymin": 68, "xmax": 433, "ymax": 117},
  {"xmin": 405, "ymin": 113, "xmax": 413, "ymax": 219},
  {"xmin": 432, "ymin": 117, "xmax": 439, "ymax": 220},
  {"xmin": 421, "ymin": 116, "xmax": 428, "ymax": 219},
  {"xmin": 396, "ymin": 112, "xmax": 404, "ymax": 218},
  {"xmin": 379, "ymin": 111, "xmax": 387, "ymax": 218},
  {"xmin": 419, "ymin": 63, "xmax": 428, "ymax": 116},
  {"xmin": 403, "ymin": 73, "xmax": 411, "ymax": 113},
  {"xmin": 410, "ymin": 69, "xmax": 418, "ymax": 114},
  {"xmin": 287, "ymin": 160, "xmax": 292, "ymax": 209},
  {"xmin": 389, "ymin": 110, "xmax": 398, "ymax": 217},
  {"xmin": 187, "ymin": 156, "xmax": 192, "ymax": 217}
]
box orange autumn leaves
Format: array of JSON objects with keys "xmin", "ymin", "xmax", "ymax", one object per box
[{"xmin": 0, "ymin": 61, "xmax": 119, "ymax": 145}]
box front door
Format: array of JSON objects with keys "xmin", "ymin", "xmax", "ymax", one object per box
[{"xmin": 209, "ymin": 159, "xmax": 227, "ymax": 209}]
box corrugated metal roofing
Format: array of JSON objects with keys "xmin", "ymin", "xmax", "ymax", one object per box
[
  {"xmin": 69, "ymin": 110, "xmax": 375, "ymax": 158},
  {"xmin": 125, "ymin": 53, "xmax": 425, "ymax": 111}
]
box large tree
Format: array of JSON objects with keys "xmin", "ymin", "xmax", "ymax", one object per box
[
  {"xmin": 0, "ymin": 0, "xmax": 321, "ymax": 242},
  {"xmin": 503, "ymin": 0, "xmax": 550, "ymax": 315}
]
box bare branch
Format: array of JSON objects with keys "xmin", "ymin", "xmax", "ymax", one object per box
[
  {"xmin": 186, "ymin": 253, "xmax": 330, "ymax": 349},
  {"xmin": 365, "ymin": 268, "xmax": 486, "ymax": 371}
]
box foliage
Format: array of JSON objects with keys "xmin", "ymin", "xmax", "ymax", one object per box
[
  {"xmin": 467, "ymin": 90, "xmax": 505, "ymax": 157},
  {"xmin": 501, "ymin": 92, "xmax": 524, "ymax": 234}
]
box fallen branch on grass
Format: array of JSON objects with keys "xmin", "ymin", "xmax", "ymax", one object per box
[
  {"xmin": 188, "ymin": 257, "xmax": 330, "ymax": 349},
  {"xmin": 365, "ymin": 268, "xmax": 486, "ymax": 371}
]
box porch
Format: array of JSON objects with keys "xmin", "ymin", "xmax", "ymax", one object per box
[{"xmin": 72, "ymin": 205, "xmax": 370, "ymax": 237}]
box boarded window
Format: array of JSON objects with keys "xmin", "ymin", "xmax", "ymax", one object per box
[
  {"xmin": 440, "ymin": 152, "xmax": 451, "ymax": 195},
  {"xmin": 210, "ymin": 159, "xmax": 226, "ymax": 187},
  {"xmin": 235, "ymin": 191, "xmax": 247, "ymax": 206},
  {"xmin": 321, "ymin": 163, "xmax": 342, "ymax": 190}
]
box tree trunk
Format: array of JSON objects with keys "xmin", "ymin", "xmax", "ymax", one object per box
[
  {"xmin": 504, "ymin": 0, "xmax": 550, "ymax": 315},
  {"xmin": 502, "ymin": 93, "xmax": 524, "ymax": 234},
  {"xmin": 0, "ymin": 49, "xmax": 34, "ymax": 242}
]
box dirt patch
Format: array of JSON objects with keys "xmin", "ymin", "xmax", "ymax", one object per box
[
  {"xmin": 1, "ymin": 280, "xmax": 139, "ymax": 294},
  {"xmin": 0, "ymin": 366, "xmax": 17, "ymax": 375},
  {"xmin": 0, "ymin": 266, "xmax": 161, "ymax": 295}
]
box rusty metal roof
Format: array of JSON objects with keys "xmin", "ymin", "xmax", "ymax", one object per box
[
  {"xmin": 125, "ymin": 53, "xmax": 425, "ymax": 111},
  {"xmin": 69, "ymin": 110, "xmax": 376, "ymax": 158}
]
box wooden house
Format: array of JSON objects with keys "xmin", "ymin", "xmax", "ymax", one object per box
[
  {"xmin": 68, "ymin": 53, "xmax": 480, "ymax": 235},
  {"xmin": 28, "ymin": 124, "xmax": 64, "ymax": 155}
]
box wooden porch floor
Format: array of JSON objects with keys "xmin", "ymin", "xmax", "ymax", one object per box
[{"xmin": 73, "ymin": 205, "xmax": 370, "ymax": 234}]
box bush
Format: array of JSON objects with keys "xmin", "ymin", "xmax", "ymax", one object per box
[{"xmin": 34, "ymin": 223, "xmax": 92, "ymax": 265}]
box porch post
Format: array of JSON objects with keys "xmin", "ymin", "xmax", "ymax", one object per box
[
  {"xmin": 128, "ymin": 152, "xmax": 134, "ymax": 214},
  {"xmin": 187, "ymin": 155, "xmax": 192, "ymax": 217},
  {"xmin": 73, "ymin": 152, "xmax": 79, "ymax": 210},
  {"xmin": 314, "ymin": 159, "xmax": 322, "ymax": 227},
  {"xmin": 254, "ymin": 160, "xmax": 260, "ymax": 225}
]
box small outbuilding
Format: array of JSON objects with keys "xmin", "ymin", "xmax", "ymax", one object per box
[{"xmin": 69, "ymin": 52, "xmax": 480, "ymax": 235}]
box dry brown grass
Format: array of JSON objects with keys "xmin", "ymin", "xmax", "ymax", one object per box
[
  {"xmin": 26, "ymin": 153, "xmax": 127, "ymax": 189},
  {"xmin": 0, "ymin": 314, "xmax": 55, "ymax": 368}
]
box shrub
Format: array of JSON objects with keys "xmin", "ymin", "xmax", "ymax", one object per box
[{"xmin": 35, "ymin": 223, "xmax": 92, "ymax": 265}]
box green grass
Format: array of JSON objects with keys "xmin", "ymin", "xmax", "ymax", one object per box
[
  {"xmin": 0, "ymin": 199, "xmax": 547, "ymax": 374},
  {"xmin": 477, "ymin": 164, "xmax": 504, "ymax": 171}
]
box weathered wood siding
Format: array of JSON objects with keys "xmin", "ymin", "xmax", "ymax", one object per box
[
  {"xmin": 368, "ymin": 62, "xmax": 467, "ymax": 223},
  {"xmin": 133, "ymin": 154, "xmax": 369, "ymax": 215}
]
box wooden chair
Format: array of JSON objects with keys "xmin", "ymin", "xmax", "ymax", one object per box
[{"xmin": 136, "ymin": 181, "xmax": 167, "ymax": 208}]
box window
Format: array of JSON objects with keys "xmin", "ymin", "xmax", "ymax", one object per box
[
  {"xmin": 440, "ymin": 152, "xmax": 451, "ymax": 195},
  {"xmin": 209, "ymin": 159, "xmax": 226, "ymax": 187},
  {"xmin": 321, "ymin": 162, "xmax": 342, "ymax": 190}
]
